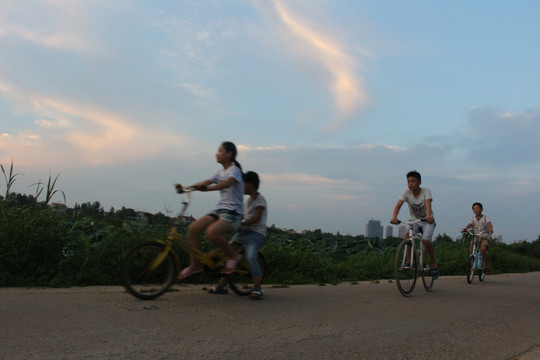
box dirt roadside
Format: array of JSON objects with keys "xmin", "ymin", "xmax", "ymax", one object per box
[{"xmin": 2, "ymin": 272, "xmax": 540, "ymax": 360}]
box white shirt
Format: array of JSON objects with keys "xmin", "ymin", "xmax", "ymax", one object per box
[
  {"xmin": 209, "ymin": 165, "xmax": 244, "ymax": 214},
  {"xmin": 243, "ymin": 193, "xmax": 267, "ymax": 236},
  {"xmin": 399, "ymin": 188, "xmax": 433, "ymax": 221}
]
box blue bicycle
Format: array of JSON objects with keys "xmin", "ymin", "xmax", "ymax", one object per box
[{"xmin": 463, "ymin": 228, "xmax": 489, "ymax": 284}]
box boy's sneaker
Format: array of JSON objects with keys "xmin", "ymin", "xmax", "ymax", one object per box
[
  {"xmin": 208, "ymin": 284, "xmax": 228, "ymax": 294},
  {"xmin": 250, "ymin": 288, "xmax": 263, "ymax": 300},
  {"xmin": 430, "ymin": 269, "xmax": 440, "ymax": 280}
]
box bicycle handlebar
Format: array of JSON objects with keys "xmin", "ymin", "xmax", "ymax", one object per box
[
  {"xmin": 175, "ymin": 185, "xmax": 197, "ymax": 218},
  {"xmin": 462, "ymin": 228, "xmax": 491, "ymax": 238},
  {"xmin": 391, "ymin": 219, "xmax": 428, "ymax": 226}
]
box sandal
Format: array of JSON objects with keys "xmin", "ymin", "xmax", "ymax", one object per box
[
  {"xmin": 250, "ymin": 288, "xmax": 263, "ymax": 300},
  {"xmin": 208, "ymin": 284, "xmax": 229, "ymax": 295},
  {"xmin": 221, "ymin": 254, "xmax": 241, "ymax": 275},
  {"xmin": 178, "ymin": 267, "xmax": 202, "ymax": 280},
  {"xmin": 430, "ymin": 268, "xmax": 440, "ymax": 280},
  {"xmin": 484, "ymin": 268, "xmax": 490, "ymax": 275}
]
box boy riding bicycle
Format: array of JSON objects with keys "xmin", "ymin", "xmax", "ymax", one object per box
[
  {"xmin": 391, "ymin": 170, "xmax": 439, "ymax": 279},
  {"xmin": 462, "ymin": 202, "xmax": 493, "ymax": 275}
]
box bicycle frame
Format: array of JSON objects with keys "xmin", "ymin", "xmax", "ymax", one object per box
[
  {"xmin": 121, "ymin": 185, "xmax": 265, "ymax": 300},
  {"xmin": 154, "ymin": 186, "xmax": 249, "ymax": 276},
  {"xmin": 464, "ymin": 228, "xmax": 488, "ymax": 283},
  {"xmin": 393, "ymin": 219, "xmax": 434, "ymax": 297},
  {"xmin": 398, "ymin": 220, "xmax": 429, "ymax": 272}
]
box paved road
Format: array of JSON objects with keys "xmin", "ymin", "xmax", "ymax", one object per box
[{"xmin": 2, "ymin": 272, "xmax": 540, "ymax": 360}]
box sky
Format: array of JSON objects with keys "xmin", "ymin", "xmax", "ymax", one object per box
[{"xmin": 1, "ymin": 0, "xmax": 539, "ymax": 243}]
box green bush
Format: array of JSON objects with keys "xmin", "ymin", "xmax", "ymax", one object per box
[{"xmin": 2, "ymin": 199, "xmax": 540, "ymax": 287}]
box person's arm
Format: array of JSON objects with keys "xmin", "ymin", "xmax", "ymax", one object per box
[
  {"xmin": 174, "ymin": 180, "xmax": 212, "ymax": 193},
  {"xmin": 487, "ymin": 221, "xmax": 493, "ymax": 234},
  {"xmin": 200, "ymin": 177, "xmax": 236, "ymax": 191},
  {"xmin": 425, "ymin": 198, "xmax": 434, "ymax": 224},
  {"xmin": 391, "ymin": 199, "xmax": 405, "ymax": 224},
  {"xmin": 241, "ymin": 206, "xmax": 264, "ymax": 227},
  {"xmin": 461, "ymin": 223, "xmax": 472, "ymax": 232}
]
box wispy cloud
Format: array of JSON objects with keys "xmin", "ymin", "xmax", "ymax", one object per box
[
  {"xmin": 272, "ymin": 0, "xmax": 370, "ymax": 131},
  {"xmin": 0, "ymin": 1, "xmax": 104, "ymax": 55},
  {"xmin": 0, "ymin": 80, "xmax": 190, "ymax": 167}
]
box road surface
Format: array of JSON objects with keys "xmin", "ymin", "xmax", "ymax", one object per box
[{"xmin": 2, "ymin": 272, "xmax": 540, "ymax": 360}]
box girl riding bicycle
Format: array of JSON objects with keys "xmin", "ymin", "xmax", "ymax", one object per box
[{"xmin": 175, "ymin": 141, "xmax": 244, "ymax": 279}]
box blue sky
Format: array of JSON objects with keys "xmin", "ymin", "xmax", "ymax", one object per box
[{"xmin": 1, "ymin": 0, "xmax": 539, "ymax": 242}]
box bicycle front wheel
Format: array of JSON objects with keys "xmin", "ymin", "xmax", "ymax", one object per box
[
  {"xmin": 466, "ymin": 256, "xmax": 475, "ymax": 284},
  {"xmin": 228, "ymin": 242, "xmax": 268, "ymax": 296},
  {"xmin": 395, "ymin": 239, "xmax": 417, "ymax": 297},
  {"xmin": 478, "ymin": 257, "xmax": 485, "ymax": 281},
  {"xmin": 121, "ymin": 241, "xmax": 177, "ymax": 300}
]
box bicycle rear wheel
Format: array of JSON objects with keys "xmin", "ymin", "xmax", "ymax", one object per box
[
  {"xmin": 121, "ymin": 241, "xmax": 177, "ymax": 300},
  {"xmin": 395, "ymin": 239, "xmax": 417, "ymax": 297},
  {"xmin": 228, "ymin": 242, "xmax": 268, "ymax": 296},
  {"xmin": 466, "ymin": 256, "xmax": 475, "ymax": 284},
  {"xmin": 420, "ymin": 247, "xmax": 434, "ymax": 291}
]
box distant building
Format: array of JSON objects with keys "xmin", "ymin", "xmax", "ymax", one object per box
[
  {"xmin": 385, "ymin": 225, "xmax": 393, "ymax": 238},
  {"xmin": 398, "ymin": 225, "xmax": 407, "ymax": 238},
  {"xmin": 365, "ymin": 220, "xmax": 383, "ymax": 238}
]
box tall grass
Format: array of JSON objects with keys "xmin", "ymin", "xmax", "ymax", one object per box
[
  {"xmin": 32, "ymin": 173, "xmax": 66, "ymax": 206},
  {"xmin": 1, "ymin": 160, "xmax": 20, "ymax": 202}
]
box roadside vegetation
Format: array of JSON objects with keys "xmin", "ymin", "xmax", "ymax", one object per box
[{"xmin": 1, "ymin": 162, "xmax": 540, "ymax": 287}]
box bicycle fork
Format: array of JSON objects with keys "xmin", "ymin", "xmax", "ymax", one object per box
[
  {"xmin": 400, "ymin": 240, "xmax": 415, "ymax": 269},
  {"xmin": 149, "ymin": 239, "xmax": 174, "ymax": 271},
  {"xmin": 148, "ymin": 228, "xmax": 179, "ymax": 271}
]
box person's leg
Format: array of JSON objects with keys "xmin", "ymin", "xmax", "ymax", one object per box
[
  {"xmin": 421, "ymin": 222, "xmax": 437, "ymax": 269},
  {"xmin": 206, "ymin": 218, "xmax": 243, "ymax": 275},
  {"xmin": 206, "ymin": 219, "xmax": 236, "ymax": 257},
  {"xmin": 242, "ymin": 232, "xmax": 265, "ymax": 289},
  {"xmin": 210, "ymin": 233, "xmax": 239, "ymax": 292},
  {"xmin": 422, "ymin": 239, "xmax": 437, "ymax": 268},
  {"xmin": 185, "ymin": 215, "xmax": 215, "ymax": 270}
]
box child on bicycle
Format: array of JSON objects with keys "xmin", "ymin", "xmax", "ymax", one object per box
[
  {"xmin": 390, "ymin": 170, "xmax": 439, "ymax": 279},
  {"xmin": 175, "ymin": 141, "xmax": 244, "ymax": 279},
  {"xmin": 208, "ymin": 171, "xmax": 268, "ymax": 300},
  {"xmin": 461, "ymin": 202, "xmax": 493, "ymax": 274}
]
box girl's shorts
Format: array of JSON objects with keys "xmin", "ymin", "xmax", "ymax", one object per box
[{"xmin": 207, "ymin": 209, "xmax": 242, "ymax": 231}]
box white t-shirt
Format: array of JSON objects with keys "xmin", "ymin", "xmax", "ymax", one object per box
[
  {"xmin": 468, "ymin": 215, "xmax": 491, "ymax": 234},
  {"xmin": 399, "ymin": 188, "xmax": 433, "ymax": 221},
  {"xmin": 209, "ymin": 165, "xmax": 244, "ymax": 214},
  {"xmin": 243, "ymin": 193, "xmax": 267, "ymax": 236}
]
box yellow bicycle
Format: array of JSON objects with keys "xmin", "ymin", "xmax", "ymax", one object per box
[{"xmin": 121, "ymin": 186, "xmax": 267, "ymax": 300}]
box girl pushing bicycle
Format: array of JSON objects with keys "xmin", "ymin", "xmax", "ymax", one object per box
[{"xmin": 175, "ymin": 141, "xmax": 244, "ymax": 279}]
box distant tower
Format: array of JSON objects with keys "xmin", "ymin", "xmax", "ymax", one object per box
[
  {"xmin": 365, "ymin": 220, "xmax": 383, "ymax": 238},
  {"xmin": 385, "ymin": 225, "xmax": 393, "ymax": 238},
  {"xmin": 398, "ymin": 225, "xmax": 407, "ymax": 238}
]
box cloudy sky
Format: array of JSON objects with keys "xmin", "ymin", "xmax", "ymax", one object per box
[{"xmin": 1, "ymin": 0, "xmax": 539, "ymax": 243}]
